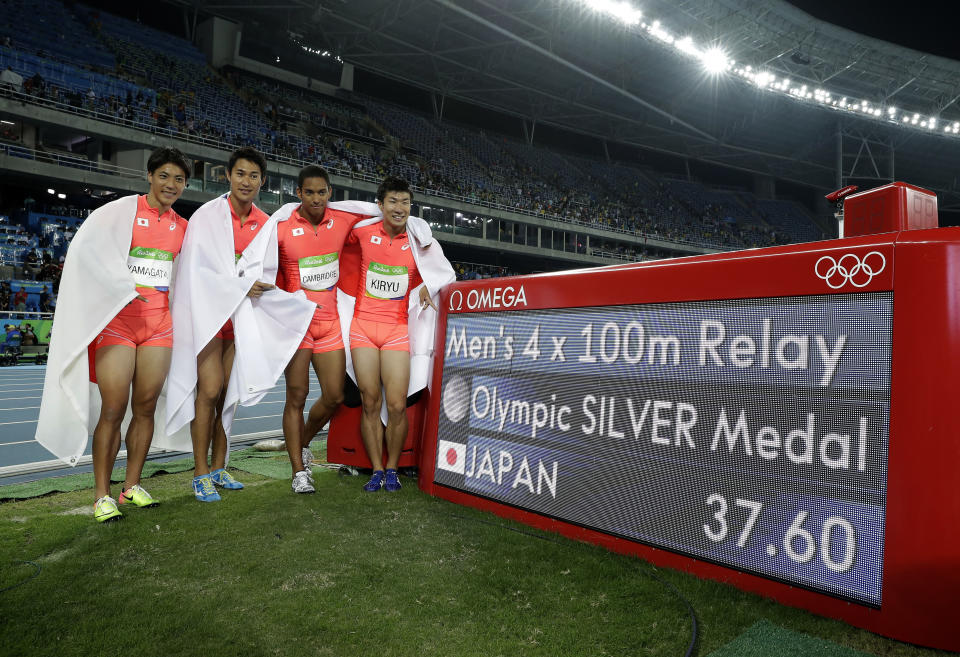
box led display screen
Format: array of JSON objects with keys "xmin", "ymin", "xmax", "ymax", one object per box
[{"xmin": 433, "ymin": 293, "xmax": 891, "ymax": 606}]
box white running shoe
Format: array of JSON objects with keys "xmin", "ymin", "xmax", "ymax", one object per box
[{"xmin": 292, "ymin": 470, "xmax": 315, "ymax": 494}]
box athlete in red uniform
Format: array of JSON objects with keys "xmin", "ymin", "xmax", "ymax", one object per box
[
  {"xmin": 88, "ymin": 147, "xmax": 190, "ymax": 522},
  {"xmin": 350, "ymin": 177, "xmax": 436, "ymax": 493},
  {"xmin": 277, "ymin": 165, "xmax": 363, "ymax": 493},
  {"xmin": 190, "ymin": 147, "xmax": 274, "ymax": 498}
]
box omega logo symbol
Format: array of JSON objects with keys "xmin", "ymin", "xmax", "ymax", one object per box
[
  {"xmin": 815, "ymin": 251, "xmax": 886, "ymax": 289},
  {"xmin": 448, "ymin": 285, "xmax": 527, "ymax": 312}
]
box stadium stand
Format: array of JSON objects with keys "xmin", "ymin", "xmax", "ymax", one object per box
[{"xmin": 0, "ymin": 0, "xmax": 826, "ymax": 267}]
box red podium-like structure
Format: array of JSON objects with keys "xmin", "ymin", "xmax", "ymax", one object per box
[{"xmin": 402, "ymin": 181, "xmax": 956, "ymax": 652}]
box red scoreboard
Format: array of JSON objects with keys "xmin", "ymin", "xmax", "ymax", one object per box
[{"xmin": 416, "ymin": 183, "xmax": 960, "ymax": 651}]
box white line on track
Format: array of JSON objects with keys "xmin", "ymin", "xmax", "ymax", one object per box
[
  {"xmin": 0, "ymin": 439, "xmax": 36, "ymax": 447},
  {"xmin": 232, "ymin": 414, "xmax": 282, "ymax": 421},
  {"xmin": 0, "ymin": 405, "xmax": 39, "ymax": 411},
  {"xmin": 0, "ymin": 396, "xmax": 42, "ymax": 401},
  {"xmin": 0, "ymin": 419, "xmax": 38, "ymax": 426}
]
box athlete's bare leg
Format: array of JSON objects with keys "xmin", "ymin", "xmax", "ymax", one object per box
[
  {"xmin": 303, "ymin": 349, "xmax": 346, "ymax": 447},
  {"xmin": 92, "ymin": 345, "xmax": 136, "ymax": 500},
  {"xmin": 210, "ymin": 339, "xmax": 236, "ymax": 470},
  {"xmin": 191, "ymin": 337, "xmax": 224, "ymax": 476},
  {"xmin": 283, "ymin": 348, "xmax": 312, "ymax": 472},
  {"xmin": 352, "ymin": 347, "xmax": 385, "ymax": 470},
  {"xmin": 380, "ymin": 349, "xmax": 410, "ymax": 471},
  {"xmin": 121, "ymin": 345, "xmax": 171, "ymax": 490}
]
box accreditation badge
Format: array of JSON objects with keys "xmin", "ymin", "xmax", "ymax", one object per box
[
  {"xmin": 299, "ymin": 252, "xmax": 339, "ymax": 291},
  {"xmin": 365, "ymin": 261, "xmax": 408, "ymax": 300},
  {"xmin": 127, "ymin": 246, "xmax": 174, "ymax": 290}
]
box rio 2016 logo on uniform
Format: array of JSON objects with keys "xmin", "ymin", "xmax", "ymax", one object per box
[
  {"xmin": 448, "ymin": 285, "xmax": 528, "ymax": 312},
  {"xmin": 815, "ymin": 251, "xmax": 886, "ymax": 289}
]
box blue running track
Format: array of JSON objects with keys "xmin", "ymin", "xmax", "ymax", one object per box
[{"xmin": 0, "ymin": 365, "xmax": 320, "ymax": 485}]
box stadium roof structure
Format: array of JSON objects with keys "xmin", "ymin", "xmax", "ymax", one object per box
[{"xmin": 180, "ymin": 0, "xmax": 960, "ymax": 208}]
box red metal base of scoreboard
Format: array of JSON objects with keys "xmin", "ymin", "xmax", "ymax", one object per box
[
  {"xmin": 326, "ymin": 400, "xmax": 425, "ymax": 469},
  {"xmin": 417, "ymin": 208, "xmax": 960, "ymax": 652}
]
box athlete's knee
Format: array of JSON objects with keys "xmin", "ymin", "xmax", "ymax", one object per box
[
  {"xmin": 319, "ymin": 389, "xmax": 344, "ymax": 409},
  {"xmin": 285, "ymin": 383, "xmax": 309, "ymax": 409},
  {"xmin": 195, "ymin": 377, "xmax": 223, "ymax": 405},
  {"xmin": 98, "ymin": 401, "xmax": 128, "ymax": 427},
  {"xmin": 359, "ymin": 390, "xmax": 381, "ymax": 415},
  {"xmin": 130, "ymin": 395, "xmax": 160, "ymax": 419},
  {"xmin": 385, "ymin": 398, "xmax": 406, "ymax": 419}
]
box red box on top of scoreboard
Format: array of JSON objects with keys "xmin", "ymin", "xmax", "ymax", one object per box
[{"xmin": 842, "ymin": 181, "xmax": 937, "ymax": 238}]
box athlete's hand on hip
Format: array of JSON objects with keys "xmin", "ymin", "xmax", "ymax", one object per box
[
  {"xmin": 419, "ymin": 286, "xmax": 437, "ymax": 310},
  {"xmin": 247, "ymin": 281, "xmax": 275, "ymax": 298}
]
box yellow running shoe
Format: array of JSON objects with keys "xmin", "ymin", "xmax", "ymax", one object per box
[
  {"xmin": 118, "ymin": 484, "xmax": 159, "ymax": 508},
  {"xmin": 93, "ymin": 496, "xmax": 122, "ymax": 523}
]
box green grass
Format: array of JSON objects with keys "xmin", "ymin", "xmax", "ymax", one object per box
[{"xmin": 0, "ymin": 457, "xmax": 954, "ymax": 657}]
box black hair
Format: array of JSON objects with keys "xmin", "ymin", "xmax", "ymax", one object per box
[
  {"xmin": 376, "ymin": 176, "xmax": 412, "ymax": 203},
  {"xmin": 147, "ymin": 147, "xmax": 190, "ymax": 178},
  {"xmin": 297, "ymin": 164, "xmax": 331, "ymax": 189},
  {"xmin": 227, "ymin": 147, "xmax": 267, "ymax": 177}
]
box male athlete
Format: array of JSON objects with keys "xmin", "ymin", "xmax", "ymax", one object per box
[
  {"xmin": 276, "ymin": 165, "xmax": 357, "ymax": 494},
  {"xmin": 348, "ymin": 177, "xmax": 455, "ymax": 492},
  {"xmin": 167, "ymin": 147, "xmax": 314, "ymax": 502},
  {"xmin": 37, "ymin": 147, "xmax": 190, "ymax": 522}
]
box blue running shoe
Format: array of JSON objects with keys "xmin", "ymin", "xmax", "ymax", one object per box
[
  {"xmin": 384, "ymin": 469, "xmax": 402, "ymax": 492},
  {"xmin": 363, "ymin": 470, "xmax": 385, "ymax": 492},
  {"xmin": 193, "ymin": 474, "xmax": 221, "ymax": 502},
  {"xmin": 210, "ymin": 468, "xmax": 244, "ymax": 490}
]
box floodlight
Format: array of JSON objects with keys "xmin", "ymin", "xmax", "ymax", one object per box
[
  {"xmin": 700, "ymin": 47, "xmax": 729, "ymax": 74},
  {"xmin": 47, "ymin": 188, "xmax": 54, "ymax": 194},
  {"xmin": 57, "ymin": 193, "xmax": 66, "ymax": 199},
  {"xmin": 675, "ymin": 36, "xmax": 696, "ymax": 54},
  {"xmin": 585, "ymin": 0, "xmax": 641, "ymax": 25}
]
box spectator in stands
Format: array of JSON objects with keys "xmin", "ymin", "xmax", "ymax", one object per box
[
  {"xmin": 36, "ymin": 146, "xmax": 191, "ymax": 523},
  {"xmin": 20, "ymin": 322, "xmax": 36, "ymax": 346},
  {"xmin": 38, "ymin": 285, "xmax": 52, "ymax": 312},
  {"xmin": 24, "ymin": 248, "xmax": 40, "ymax": 280},
  {"xmin": 3, "ymin": 323, "xmax": 19, "ymax": 342},
  {"xmin": 13, "ymin": 285, "xmax": 27, "ymax": 311},
  {"xmin": 0, "ymin": 281, "xmax": 10, "ymax": 310},
  {"xmin": 3, "ymin": 323, "xmax": 21, "ymax": 358}
]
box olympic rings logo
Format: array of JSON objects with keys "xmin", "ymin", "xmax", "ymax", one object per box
[{"xmin": 815, "ymin": 251, "xmax": 886, "ymax": 289}]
